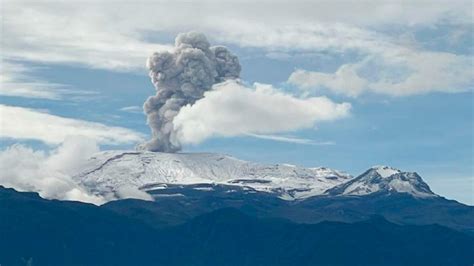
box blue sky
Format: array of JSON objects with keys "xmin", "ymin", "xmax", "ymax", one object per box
[{"xmin": 1, "ymin": 1, "xmax": 473, "ymax": 204}]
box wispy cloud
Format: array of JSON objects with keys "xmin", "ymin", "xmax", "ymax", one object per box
[
  {"xmin": 0, "ymin": 61, "xmax": 98, "ymax": 100},
  {"xmin": 0, "ymin": 104, "xmax": 145, "ymax": 145},
  {"xmin": 288, "ymin": 50, "xmax": 473, "ymax": 97},
  {"xmin": 2, "ymin": 2, "xmax": 172, "ymax": 72},
  {"xmin": 2, "ymin": 1, "xmax": 471, "ymax": 73},
  {"xmin": 119, "ymin": 106, "xmax": 143, "ymax": 113},
  {"xmin": 246, "ymin": 133, "xmax": 335, "ymax": 146},
  {"xmin": 1, "ymin": 1, "xmax": 471, "ymax": 99}
]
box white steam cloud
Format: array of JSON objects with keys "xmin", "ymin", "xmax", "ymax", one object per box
[
  {"xmin": 0, "ymin": 136, "xmax": 105, "ymax": 205},
  {"xmin": 0, "ymin": 136, "xmax": 155, "ymax": 204},
  {"xmin": 173, "ymin": 81, "xmax": 351, "ymax": 145},
  {"xmin": 141, "ymin": 31, "xmax": 241, "ymax": 152},
  {"xmin": 0, "ymin": 31, "xmax": 352, "ymax": 203},
  {"xmin": 142, "ymin": 32, "xmax": 351, "ymax": 151}
]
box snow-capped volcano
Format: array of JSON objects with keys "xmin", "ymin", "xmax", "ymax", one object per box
[
  {"xmin": 73, "ymin": 151, "xmax": 436, "ymax": 201},
  {"xmin": 327, "ymin": 165, "xmax": 435, "ymax": 197},
  {"xmin": 73, "ymin": 150, "xmax": 351, "ymax": 200}
]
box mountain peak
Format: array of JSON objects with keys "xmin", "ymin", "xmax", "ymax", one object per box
[
  {"xmin": 370, "ymin": 165, "xmax": 402, "ymax": 178},
  {"xmin": 326, "ymin": 166, "xmax": 436, "ymax": 198},
  {"xmin": 73, "ymin": 150, "xmax": 438, "ymax": 202}
]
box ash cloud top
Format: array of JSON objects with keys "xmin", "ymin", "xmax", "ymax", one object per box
[{"xmin": 141, "ymin": 31, "xmax": 241, "ymax": 152}]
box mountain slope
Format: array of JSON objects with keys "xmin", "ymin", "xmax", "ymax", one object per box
[
  {"xmin": 75, "ymin": 150, "xmax": 352, "ymax": 200},
  {"xmin": 327, "ymin": 166, "xmax": 436, "ymax": 197},
  {"xmin": 74, "ymin": 151, "xmax": 439, "ymax": 200},
  {"xmin": 0, "ymin": 186, "xmax": 159, "ymax": 266},
  {"xmin": 103, "ymin": 187, "xmax": 474, "ymax": 233},
  {"xmin": 50, "ymin": 150, "xmax": 473, "ymax": 233},
  {"xmin": 164, "ymin": 208, "xmax": 474, "ymax": 266},
  {"xmin": 1, "ymin": 187, "xmax": 473, "ymax": 266}
]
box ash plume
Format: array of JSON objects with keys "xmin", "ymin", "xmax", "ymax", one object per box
[{"xmin": 140, "ymin": 32, "xmax": 241, "ymax": 152}]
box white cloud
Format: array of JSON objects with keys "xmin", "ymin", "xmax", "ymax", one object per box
[
  {"xmin": 0, "ymin": 61, "xmax": 97, "ymax": 100},
  {"xmin": 0, "ymin": 104, "xmax": 145, "ymax": 145},
  {"xmin": 0, "ymin": 62, "xmax": 63, "ymax": 99},
  {"xmin": 2, "ymin": 1, "xmax": 471, "ymax": 71},
  {"xmin": 0, "ymin": 136, "xmax": 155, "ymax": 204},
  {"xmin": 289, "ymin": 66, "xmax": 367, "ymax": 97},
  {"xmin": 0, "ymin": 136, "xmax": 105, "ymax": 204},
  {"xmin": 172, "ymin": 81, "xmax": 350, "ymax": 145},
  {"xmin": 1, "ymin": 1, "xmax": 471, "ymax": 100},
  {"xmin": 246, "ymin": 133, "xmax": 335, "ymax": 145},
  {"xmin": 119, "ymin": 106, "xmax": 143, "ymax": 113},
  {"xmin": 2, "ymin": 2, "xmax": 172, "ymax": 71},
  {"xmin": 288, "ymin": 50, "xmax": 473, "ymax": 97},
  {"xmin": 116, "ymin": 185, "xmax": 154, "ymax": 201}
]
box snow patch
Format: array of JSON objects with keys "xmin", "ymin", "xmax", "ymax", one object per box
[
  {"xmin": 73, "ymin": 150, "xmax": 435, "ymax": 201},
  {"xmin": 73, "ymin": 151, "xmax": 353, "ymax": 201},
  {"xmin": 193, "ymin": 187, "xmax": 214, "ymax": 191},
  {"xmin": 373, "ymin": 165, "xmax": 401, "ymax": 178}
]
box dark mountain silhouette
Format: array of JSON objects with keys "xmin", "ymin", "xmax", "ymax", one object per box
[{"xmin": 1, "ymin": 186, "xmax": 473, "ymax": 266}]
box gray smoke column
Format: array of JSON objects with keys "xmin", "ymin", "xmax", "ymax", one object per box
[{"xmin": 141, "ymin": 32, "xmax": 241, "ymax": 152}]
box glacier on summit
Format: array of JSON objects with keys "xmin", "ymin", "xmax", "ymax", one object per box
[
  {"xmin": 327, "ymin": 165, "xmax": 435, "ymax": 197},
  {"xmin": 73, "ymin": 151, "xmax": 437, "ymax": 201}
]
